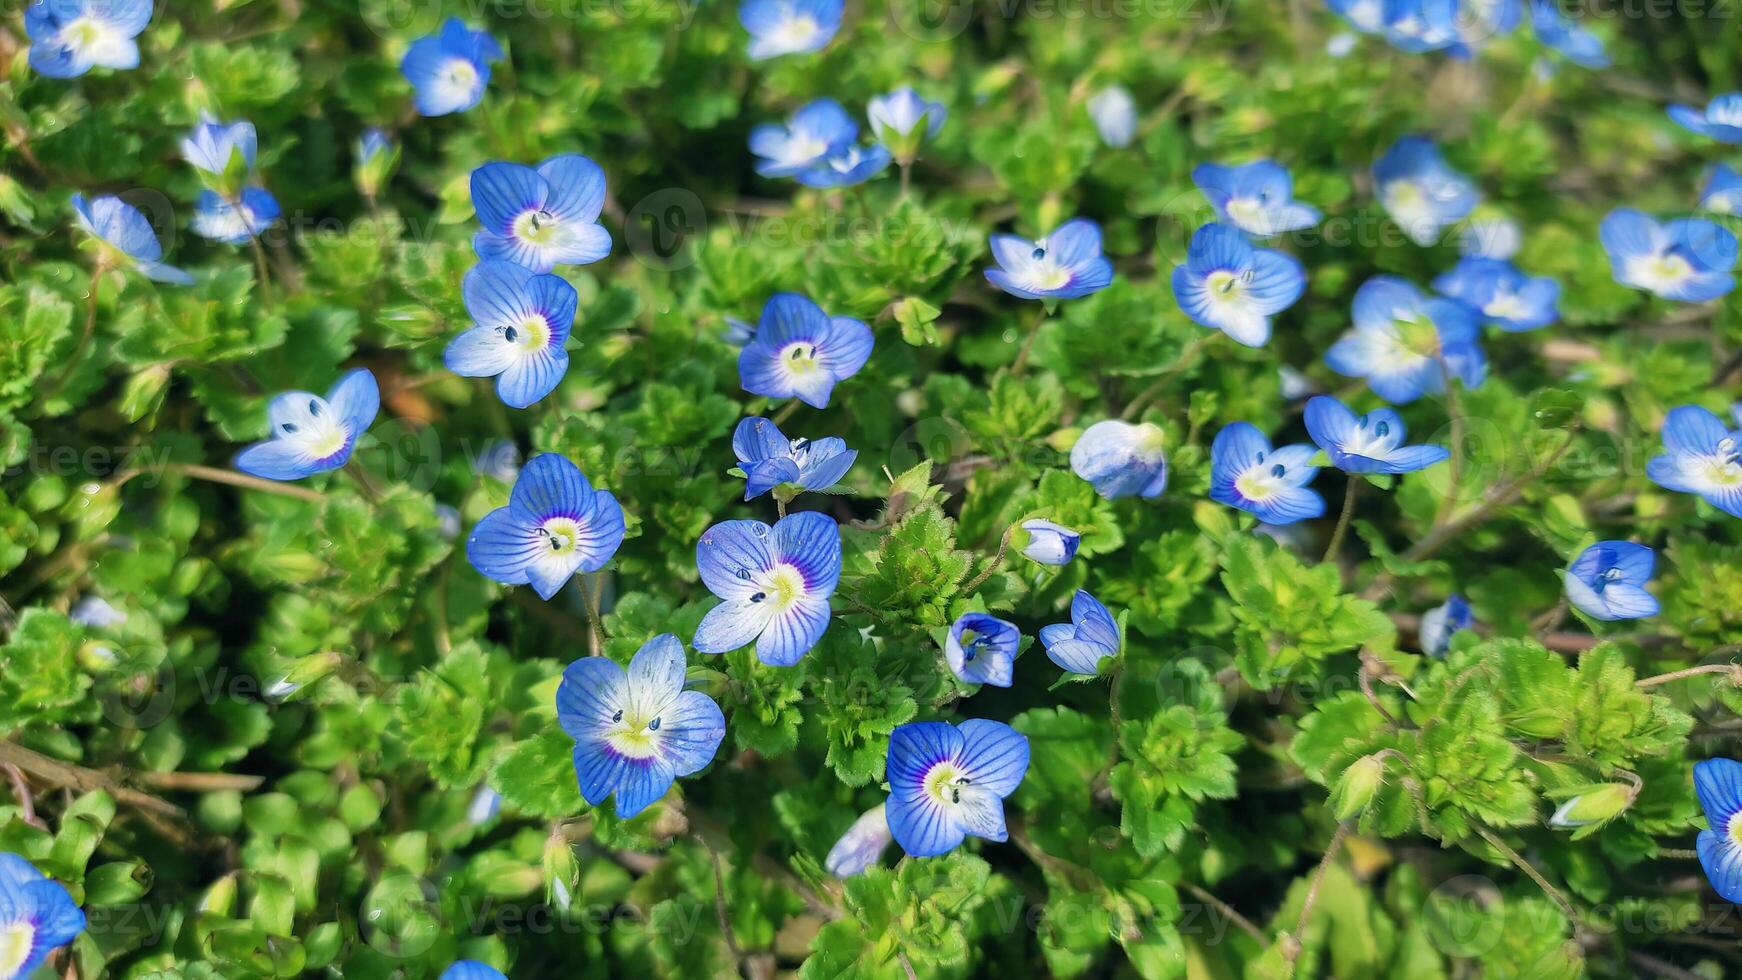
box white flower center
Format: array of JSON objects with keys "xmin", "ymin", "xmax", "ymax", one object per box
[
  {"xmin": 782, "ymin": 342, "xmax": 820, "ymax": 374},
  {"xmin": 747, "ymin": 564, "xmax": 807, "ymax": 613},
  {"xmin": 538, "ymin": 517, "xmax": 582, "ymax": 555},
  {"xmin": 513, "ymin": 209, "xmax": 563, "ymax": 246},
  {"xmin": 771, "ymin": 14, "xmax": 821, "ymax": 48},
  {"xmin": 0, "ymin": 921, "xmax": 35, "ymax": 979},
  {"xmin": 1710, "ymin": 104, "xmax": 1742, "ymax": 127},
  {"xmin": 1484, "ymin": 287, "xmax": 1532, "ymax": 321},
  {"xmin": 65, "ymin": 15, "xmax": 116, "ymax": 52},
  {"xmin": 779, "ymin": 133, "xmax": 829, "ymax": 167},
  {"xmin": 437, "ymin": 57, "xmax": 480, "ymax": 102},
  {"xmin": 605, "ymin": 703, "xmax": 666, "ymax": 761},
  {"xmin": 502, "ymin": 314, "xmax": 552, "ymax": 352},
  {"xmin": 1226, "ymin": 197, "xmax": 1268, "ymax": 231},
  {"xmin": 1235, "ymin": 460, "xmax": 1287, "ymax": 501},
  {"xmin": 1729, "ymin": 810, "xmax": 1742, "ymax": 847},
  {"xmin": 1628, "ymin": 252, "xmax": 1693, "ymax": 291}
]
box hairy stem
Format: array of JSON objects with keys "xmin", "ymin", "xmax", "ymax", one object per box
[
  {"xmin": 117, "ymin": 463, "xmax": 328, "ymax": 504},
  {"xmin": 1322, "ymin": 478, "xmax": 1360, "ymax": 566}
]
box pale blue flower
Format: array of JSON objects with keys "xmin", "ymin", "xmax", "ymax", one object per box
[
  {"xmin": 444, "ymin": 261, "xmax": 577, "ymax": 409},
  {"xmin": 1647, "ymin": 405, "xmax": 1742, "ymax": 518},
  {"xmin": 868, "ymin": 87, "xmax": 945, "ymax": 163},
  {"xmin": 1304, "ymin": 395, "xmax": 1450, "ymax": 473},
  {"xmin": 692, "ymin": 512, "xmax": 841, "ymax": 666},
  {"xmin": 472, "ymin": 155, "xmax": 612, "ymax": 273},
  {"xmin": 1702, "ymin": 164, "xmax": 1742, "ymax": 217},
  {"xmin": 885, "ymin": 720, "xmax": 1029, "ymax": 857},
  {"xmin": 732, "ymin": 416, "xmax": 856, "ymax": 500},
  {"xmin": 401, "ymin": 18, "xmax": 503, "ymax": 117},
  {"xmin": 1192, "ymin": 161, "xmax": 1322, "ymax": 237},
  {"xmin": 945, "ymin": 612, "xmax": 1019, "ymax": 687},
  {"xmin": 191, "ymin": 187, "xmax": 280, "ymax": 244},
  {"xmin": 25, "ymin": 0, "xmax": 151, "ymax": 78},
  {"xmin": 1070, "ymin": 420, "xmax": 1167, "ymax": 500},
  {"xmin": 465, "ymin": 454, "xmax": 626, "ymax": 600},
  {"xmin": 1669, "ymin": 93, "xmax": 1742, "ymax": 143},
  {"xmin": 1432, "ymin": 256, "xmax": 1560, "ymax": 332},
  {"xmin": 1087, "ymin": 86, "xmax": 1137, "ymax": 148},
  {"xmin": 1039, "ymin": 589, "xmax": 1119, "ymax": 675},
  {"xmin": 1019, "ymin": 519, "xmax": 1079, "ymax": 566},
  {"xmin": 1171, "ymin": 222, "xmax": 1306, "ymax": 347},
  {"xmin": 1599, "ymin": 209, "xmax": 1737, "ymax": 302},
  {"xmin": 1529, "ymin": 0, "xmax": 1607, "ymax": 67},
  {"xmin": 737, "ymin": 293, "xmax": 873, "ymax": 409},
  {"xmin": 0, "ymin": 853, "xmax": 85, "ymax": 979},
  {"xmin": 739, "ymin": 0, "xmax": 842, "ymax": 60},
  {"xmin": 180, "ymin": 113, "xmax": 257, "ymax": 178},
  {"xmin": 825, "ymin": 804, "xmax": 892, "ymax": 877},
  {"xmin": 984, "ymin": 218, "xmax": 1115, "ymax": 300},
  {"xmin": 1419, "ymin": 594, "xmax": 1472, "ymax": 656},
  {"xmin": 1564, "ymin": 541, "xmax": 1659, "ymax": 621},
  {"xmin": 1694, "ymin": 759, "xmax": 1742, "ymax": 903},
  {"xmin": 235, "ymin": 369, "xmax": 379, "ymax": 481},
  {"xmin": 1324, "ymin": 276, "xmax": 1485, "ymax": 404},
  {"xmin": 1374, "ymin": 136, "xmax": 1479, "ymax": 246},
  {"xmin": 796, "ymin": 143, "xmax": 891, "ymax": 188},
  {"xmin": 1208, "ymin": 422, "xmax": 1324, "ymax": 525},
  {"xmin": 71, "ymin": 193, "xmax": 192, "ymax": 284},
  {"xmin": 751, "ymin": 99, "xmax": 857, "ymax": 178}
]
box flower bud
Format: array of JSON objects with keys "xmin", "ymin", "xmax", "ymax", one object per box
[
  {"xmin": 1019, "ymin": 519, "xmax": 1081, "ymax": 566},
  {"xmin": 1549, "ymin": 783, "xmax": 1634, "ymax": 831},
  {"xmin": 1331, "ymin": 754, "xmax": 1387, "ymax": 820}
]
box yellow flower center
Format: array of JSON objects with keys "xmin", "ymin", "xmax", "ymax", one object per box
[
  {"xmin": 924, "ymin": 762, "xmax": 967, "ymax": 806},
  {"xmin": 540, "ymin": 517, "xmax": 581, "ymax": 555},
  {"xmin": 505, "ymin": 314, "xmax": 551, "ymax": 352},
  {"xmin": 0, "ymin": 922, "xmax": 35, "ymax": 979},
  {"xmin": 1729, "ymin": 810, "xmax": 1742, "ymax": 848},
  {"xmin": 514, "ymin": 209, "xmax": 562, "ymax": 245}
]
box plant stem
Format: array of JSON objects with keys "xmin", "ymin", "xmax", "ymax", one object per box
[
  {"xmin": 247, "ymin": 234, "xmax": 276, "ymax": 306},
  {"xmin": 116, "ymin": 462, "xmax": 327, "ymax": 504},
  {"xmin": 899, "ymin": 163, "xmax": 912, "ymax": 198},
  {"xmin": 1637, "ymin": 663, "xmax": 1740, "ymax": 689},
  {"xmin": 1322, "ymin": 478, "xmax": 1359, "ymax": 565},
  {"xmin": 1121, "ymin": 333, "xmax": 1215, "ymax": 421},
  {"xmin": 1011, "ymin": 305, "xmax": 1047, "ymax": 377},
  {"xmin": 961, "ymin": 522, "xmax": 1019, "ymax": 593},
  {"xmin": 581, "ymin": 574, "xmax": 604, "ymax": 658},
  {"xmin": 1179, "ymin": 882, "xmax": 1265, "ymax": 944},
  {"xmin": 771, "ymin": 400, "xmax": 801, "ymax": 426},
  {"xmin": 1284, "ymin": 821, "xmax": 1351, "ymax": 970},
  {"xmin": 1475, "ymin": 825, "xmax": 1581, "ymax": 928},
  {"xmin": 1431, "ymin": 365, "xmax": 1465, "ymax": 528},
  {"xmin": 41, "ymin": 264, "xmax": 107, "ymax": 402}
]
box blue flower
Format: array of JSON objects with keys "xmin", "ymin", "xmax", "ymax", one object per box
[
  {"xmin": 825, "ymin": 804, "xmax": 892, "ymax": 877},
  {"xmin": 355, "ymin": 128, "xmax": 397, "ymax": 199},
  {"xmin": 1304, "ymin": 395, "xmax": 1450, "ymax": 474},
  {"xmin": 235, "ymin": 369, "xmax": 379, "ymax": 482},
  {"xmin": 1171, "ymin": 222, "xmax": 1306, "ymax": 347},
  {"xmin": 692, "ymin": 511, "xmax": 841, "ymax": 666},
  {"xmin": 1070, "ymin": 420, "xmax": 1168, "ymax": 500},
  {"xmin": 1647, "ymin": 405, "xmax": 1742, "ymax": 519},
  {"xmin": 0, "ymin": 853, "xmax": 84, "ymax": 979},
  {"xmin": 24, "ymin": 0, "xmax": 150, "ymax": 78},
  {"xmin": 400, "ymin": 17, "xmax": 503, "ymax": 117},
  {"xmin": 1694, "ymin": 758, "xmax": 1742, "ymax": 904},
  {"xmin": 192, "ymin": 187, "xmax": 280, "ymax": 244},
  {"xmin": 1419, "ymin": 594, "xmax": 1473, "ymax": 656},
  {"xmin": 737, "ymin": 293, "xmax": 873, "ymax": 409},
  {"xmin": 1373, "ymin": 136, "xmax": 1479, "ymax": 246},
  {"xmin": 181, "ymin": 113, "xmax": 257, "ymax": 180},
  {"xmin": 1019, "ymin": 519, "xmax": 1079, "ymax": 566},
  {"xmin": 868, "ymin": 87, "xmax": 946, "ymax": 164},
  {"xmin": 1529, "ymin": 0, "xmax": 1607, "ymax": 67},
  {"xmin": 1599, "ymin": 209, "xmax": 1737, "ymax": 302},
  {"xmin": 1564, "ymin": 541, "xmax": 1659, "ymax": 621},
  {"xmin": 466, "ymin": 454, "xmax": 625, "ymax": 600},
  {"xmin": 466, "ymin": 785, "xmax": 502, "ymax": 825},
  {"xmin": 71, "ymin": 193, "xmax": 192, "ymax": 284},
  {"xmin": 731, "ymin": 416, "xmax": 856, "ymax": 500},
  {"xmin": 1192, "ymin": 161, "xmax": 1322, "ymax": 237},
  {"xmin": 1669, "ymin": 93, "xmax": 1742, "ymax": 143},
  {"xmin": 985, "ymin": 218, "xmax": 1115, "ymax": 301},
  {"xmin": 444, "ymin": 261, "xmax": 577, "ymax": 409},
  {"xmin": 1432, "ymin": 256, "xmax": 1560, "ymax": 332},
  {"xmin": 1379, "ymin": 0, "xmax": 1460, "ymax": 52},
  {"xmin": 1325, "ymin": 276, "xmax": 1485, "ymax": 404},
  {"xmin": 1039, "ymin": 589, "xmax": 1120, "ymax": 675},
  {"xmin": 739, "ymin": 0, "xmax": 842, "ymax": 60},
  {"xmin": 796, "ymin": 143, "xmax": 892, "ymax": 188},
  {"xmin": 1702, "ymin": 164, "xmax": 1742, "ymax": 217},
  {"xmin": 723, "ymin": 317, "xmax": 758, "ymax": 347},
  {"xmin": 944, "ymin": 612, "xmax": 1019, "ymax": 687},
  {"xmin": 1087, "ymin": 86, "xmax": 1138, "ymax": 148},
  {"xmin": 69, "ymin": 595, "xmax": 124, "ymax": 628},
  {"xmin": 472, "ymin": 155, "xmax": 612, "ymax": 273},
  {"xmin": 440, "ymin": 962, "xmax": 507, "ymax": 980},
  {"xmin": 1326, "ymin": 0, "xmax": 1384, "ymax": 33},
  {"xmin": 886, "ymin": 720, "xmax": 1029, "ymax": 858},
  {"xmin": 750, "ymin": 99, "xmax": 857, "ymax": 178},
  {"xmin": 1209, "ymin": 422, "xmax": 1325, "ymax": 525},
  {"xmin": 557, "ymin": 634, "xmax": 726, "ymax": 820}
]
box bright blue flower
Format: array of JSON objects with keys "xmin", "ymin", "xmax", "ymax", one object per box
[
  {"xmin": 1070, "ymin": 420, "xmax": 1168, "ymax": 500},
  {"xmin": 1460, "ymin": 216, "xmax": 1521, "ymax": 259},
  {"xmin": 750, "ymin": 99, "xmax": 857, "ymax": 178},
  {"xmin": 1373, "ymin": 136, "xmax": 1479, "ymax": 246},
  {"xmin": 71, "ymin": 193, "xmax": 191, "ymax": 284},
  {"xmin": 692, "ymin": 511, "xmax": 841, "ymax": 666},
  {"xmin": 440, "ymin": 961, "xmax": 507, "ymax": 980},
  {"xmin": 557, "ymin": 634, "xmax": 725, "ymax": 820},
  {"xmin": 192, "ymin": 187, "xmax": 280, "ymax": 245},
  {"xmin": 1647, "ymin": 405, "xmax": 1742, "ymax": 519},
  {"xmin": 1209, "ymin": 422, "xmax": 1325, "ymax": 525},
  {"xmin": 1669, "ymin": 93, "xmax": 1742, "ymax": 144},
  {"xmin": 731, "ymin": 416, "xmax": 856, "ymax": 500},
  {"xmin": 1325, "ymin": 276, "xmax": 1485, "ymax": 404},
  {"xmin": 739, "ymin": 0, "xmax": 842, "ymax": 60},
  {"xmin": 400, "ymin": 17, "xmax": 503, "ymax": 117},
  {"xmin": 24, "ymin": 0, "xmax": 150, "ymax": 78},
  {"xmin": 1529, "ymin": 0, "xmax": 1607, "ymax": 67},
  {"xmin": 181, "ymin": 113, "xmax": 257, "ymax": 179},
  {"xmin": 1326, "ymin": 0, "xmax": 1384, "ymax": 33},
  {"xmin": 945, "ymin": 612, "xmax": 1019, "ymax": 687},
  {"xmin": 1379, "ymin": 0, "xmax": 1460, "ymax": 52},
  {"xmin": 1087, "ymin": 86, "xmax": 1138, "ymax": 148},
  {"xmin": 1419, "ymin": 594, "xmax": 1473, "ymax": 656},
  {"xmin": 235, "ymin": 369, "xmax": 378, "ymax": 482},
  {"xmin": 1304, "ymin": 395, "xmax": 1450, "ymax": 474},
  {"xmin": 737, "ymin": 293, "xmax": 873, "ymax": 409},
  {"xmin": 466, "ymin": 454, "xmax": 625, "ymax": 600},
  {"xmin": 1694, "ymin": 758, "xmax": 1742, "ymax": 904},
  {"xmin": 444, "ymin": 261, "xmax": 576, "ymax": 409},
  {"xmin": 1702, "ymin": 164, "xmax": 1742, "ymax": 217},
  {"xmin": 1432, "ymin": 256, "xmax": 1560, "ymax": 332},
  {"xmin": 471, "ymin": 155, "xmax": 612, "ymax": 273},
  {"xmin": 868, "ymin": 87, "xmax": 946, "ymax": 163},
  {"xmin": 723, "ymin": 317, "xmax": 757, "ymax": 346},
  {"xmin": 825, "ymin": 804, "xmax": 892, "ymax": 877},
  {"xmin": 1599, "ymin": 209, "xmax": 1737, "ymax": 302},
  {"xmin": 886, "ymin": 719, "xmax": 1029, "ymax": 858},
  {"xmin": 1039, "ymin": 589, "xmax": 1120, "ymax": 675},
  {"xmin": 1564, "ymin": 541, "xmax": 1659, "ymax": 621},
  {"xmin": 796, "ymin": 143, "xmax": 891, "ymax": 188},
  {"xmin": 0, "ymin": 853, "xmax": 85, "ymax": 979},
  {"xmin": 1192, "ymin": 161, "xmax": 1322, "ymax": 237},
  {"xmin": 1019, "ymin": 519, "xmax": 1079, "ymax": 566},
  {"xmin": 985, "ymin": 218, "xmax": 1115, "ymax": 301},
  {"xmin": 1171, "ymin": 222, "xmax": 1306, "ymax": 348}
]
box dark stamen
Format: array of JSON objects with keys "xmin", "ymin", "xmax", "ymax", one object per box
[{"xmin": 750, "ymin": 591, "xmax": 767, "ymax": 603}]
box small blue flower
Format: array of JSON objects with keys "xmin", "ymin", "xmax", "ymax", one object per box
[
  {"xmin": 466, "ymin": 785, "xmax": 502, "ymax": 825},
  {"xmin": 71, "ymin": 193, "xmax": 192, "ymax": 284},
  {"xmin": 731, "ymin": 416, "xmax": 856, "ymax": 500},
  {"xmin": 1432, "ymin": 256, "xmax": 1560, "ymax": 332},
  {"xmin": 692, "ymin": 511, "xmax": 841, "ymax": 666},
  {"xmin": 181, "ymin": 113, "xmax": 257, "ymax": 180},
  {"xmin": 868, "ymin": 87, "xmax": 946, "ymax": 164},
  {"xmin": 1039, "ymin": 589, "xmax": 1120, "ymax": 675},
  {"xmin": 1326, "ymin": 0, "xmax": 1384, "ymax": 33},
  {"xmin": 1171, "ymin": 222, "xmax": 1306, "ymax": 347},
  {"xmin": 1019, "ymin": 519, "xmax": 1079, "ymax": 566},
  {"xmin": 355, "ymin": 127, "xmax": 397, "ymax": 199},
  {"xmin": 466, "ymin": 454, "xmax": 625, "ymax": 600},
  {"xmin": 1087, "ymin": 86, "xmax": 1138, "ymax": 148},
  {"xmin": 886, "ymin": 719, "xmax": 1029, "ymax": 858},
  {"xmin": 796, "ymin": 143, "xmax": 891, "ymax": 188},
  {"xmin": 1695, "ymin": 758, "xmax": 1742, "ymax": 904},
  {"xmin": 471, "ymin": 155, "xmax": 612, "ymax": 273},
  {"xmin": 1209, "ymin": 422, "xmax": 1325, "ymax": 525},
  {"xmin": 444, "ymin": 261, "xmax": 577, "ymax": 409},
  {"xmin": 1418, "ymin": 594, "xmax": 1473, "ymax": 656},
  {"xmin": 0, "ymin": 853, "xmax": 85, "ymax": 979},
  {"xmin": 1564, "ymin": 541, "xmax": 1659, "ymax": 621},
  {"xmin": 1669, "ymin": 93, "xmax": 1742, "ymax": 144},
  {"xmin": 739, "ymin": 0, "xmax": 842, "ymax": 60},
  {"xmin": 235, "ymin": 369, "xmax": 379, "ymax": 482},
  {"xmin": 737, "ymin": 293, "xmax": 873, "ymax": 409},
  {"xmin": 723, "ymin": 316, "xmax": 758, "ymax": 347},
  {"xmin": 69, "ymin": 595, "xmax": 124, "ymax": 628},
  {"xmin": 1192, "ymin": 161, "xmax": 1322, "ymax": 237},
  {"xmin": 1599, "ymin": 209, "xmax": 1737, "ymax": 302},
  {"xmin": 1647, "ymin": 405, "xmax": 1742, "ymax": 519},
  {"xmin": 192, "ymin": 187, "xmax": 280, "ymax": 245},
  {"xmin": 1379, "ymin": 0, "xmax": 1460, "ymax": 52},
  {"xmin": 945, "ymin": 612, "xmax": 1019, "ymax": 687},
  {"xmin": 825, "ymin": 804, "xmax": 892, "ymax": 877},
  {"xmin": 400, "ymin": 17, "xmax": 503, "ymax": 117},
  {"xmin": 984, "ymin": 218, "xmax": 1115, "ymax": 301},
  {"xmin": 1325, "ymin": 276, "xmax": 1485, "ymax": 404},
  {"xmin": 1070, "ymin": 420, "xmax": 1168, "ymax": 500},
  {"xmin": 1373, "ymin": 136, "xmax": 1479, "ymax": 246},
  {"xmin": 1304, "ymin": 395, "xmax": 1450, "ymax": 474},
  {"xmin": 440, "ymin": 962, "xmax": 506, "ymax": 980},
  {"xmin": 1702, "ymin": 164, "xmax": 1742, "ymax": 217},
  {"xmin": 1460, "ymin": 216, "xmax": 1521, "ymax": 259},
  {"xmin": 557, "ymin": 634, "xmax": 725, "ymax": 820},
  {"xmin": 1529, "ymin": 0, "xmax": 1607, "ymax": 67},
  {"xmin": 24, "ymin": 0, "xmax": 151, "ymax": 78},
  {"xmin": 750, "ymin": 99, "xmax": 857, "ymax": 178}
]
